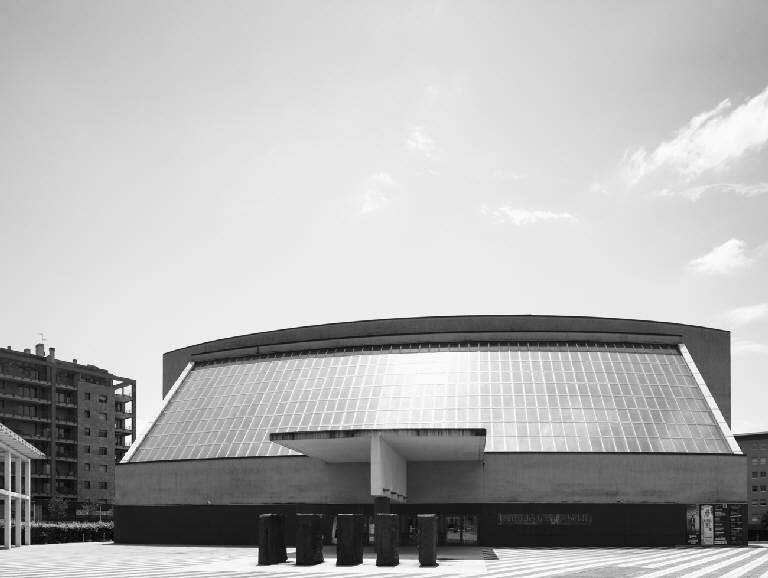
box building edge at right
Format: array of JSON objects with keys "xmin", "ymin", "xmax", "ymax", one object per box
[{"xmin": 735, "ymin": 431, "xmax": 768, "ymax": 541}]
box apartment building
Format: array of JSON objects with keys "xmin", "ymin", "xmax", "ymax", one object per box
[
  {"xmin": 0, "ymin": 343, "xmax": 135, "ymax": 520},
  {"xmin": 735, "ymin": 431, "xmax": 768, "ymax": 541}
]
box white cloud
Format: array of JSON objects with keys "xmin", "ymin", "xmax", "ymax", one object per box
[
  {"xmin": 733, "ymin": 340, "xmax": 768, "ymax": 355},
  {"xmin": 625, "ymin": 85, "xmax": 768, "ymax": 184},
  {"xmin": 370, "ymin": 172, "xmax": 396, "ymax": 187},
  {"xmin": 406, "ymin": 126, "xmax": 436, "ymax": 158},
  {"xmin": 686, "ymin": 239, "xmax": 756, "ymax": 275},
  {"xmin": 491, "ymin": 169, "xmax": 525, "ymax": 181},
  {"xmin": 359, "ymin": 189, "xmax": 391, "ymax": 215},
  {"xmin": 653, "ymin": 182, "xmax": 768, "ymax": 201},
  {"xmin": 481, "ymin": 206, "xmax": 578, "ymax": 226},
  {"xmin": 358, "ymin": 172, "xmax": 398, "ymax": 215},
  {"xmin": 722, "ymin": 303, "xmax": 768, "ymax": 327}
]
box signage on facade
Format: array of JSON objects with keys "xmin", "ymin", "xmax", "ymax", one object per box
[
  {"xmin": 701, "ymin": 505, "xmax": 714, "ymax": 545},
  {"xmin": 691, "ymin": 504, "xmax": 746, "ymax": 546},
  {"xmin": 686, "ymin": 504, "xmax": 700, "ymax": 545},
  {"xmin": 497, "ymin": 513, "xmax": 592, "ymax": 526}
]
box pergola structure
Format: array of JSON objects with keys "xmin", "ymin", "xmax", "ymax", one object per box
[{"xmin": 1, "ymin": 422, "xmax": 45, "ymax": 549}]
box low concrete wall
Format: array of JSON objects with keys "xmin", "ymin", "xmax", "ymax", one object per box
[{"xmin": 116, "ymin": 453, "xmax": 746, "ymax": 507}]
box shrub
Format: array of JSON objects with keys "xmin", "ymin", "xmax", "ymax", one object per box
[{"xmin": 32, "ymin": 521, "xmax": 114, "ymax": 544}]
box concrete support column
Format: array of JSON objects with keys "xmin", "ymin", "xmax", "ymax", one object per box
[
  {"xmin": 3, "ymin": 451, "xmax": 10, "ymax": 549},
  {"xmin": 370, "ymin": 433, "xmax": 406, "ymax": 503},
  {"xmin": 15, "ymin": 457, "xmax": 22, "ymax": 546},
  {"xmin": 25, "ymin": 459, "xmax": 31, "ymax": 544},
  {"xmin": 373, "ymin": 496, "xmax": 391, "ymax": 514}
]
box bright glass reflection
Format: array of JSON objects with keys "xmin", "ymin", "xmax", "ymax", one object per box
[{"xmin": 130, "ymin": 343, "xmax": 733, "ymax": 462}]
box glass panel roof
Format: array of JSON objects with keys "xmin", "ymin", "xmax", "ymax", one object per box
[{"xmin": 129, "ymin": 343, "xmax": 734, "ymax": 462}]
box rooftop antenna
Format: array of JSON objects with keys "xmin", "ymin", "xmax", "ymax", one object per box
[{"xmin": 38, "ymin": 332, "xmax": 46, "ymax": 344}]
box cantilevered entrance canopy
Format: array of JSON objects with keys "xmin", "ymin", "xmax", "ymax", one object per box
[{"xmin": 270, "ymin": 428, "xmax": 486, "ymax": 503}]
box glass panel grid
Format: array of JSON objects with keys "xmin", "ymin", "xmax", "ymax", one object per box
[{"xmin": 130, "ymin": 342, "xmax": 734, "ymax": 462}]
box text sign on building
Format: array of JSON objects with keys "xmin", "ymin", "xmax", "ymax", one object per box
[
  {"xmin": 497, "ymin": 513, "xmax": 592, "ymax": 526},
  {"xmin": 691, "ymin": 504, "xmax": 746, "ymax": 546}
]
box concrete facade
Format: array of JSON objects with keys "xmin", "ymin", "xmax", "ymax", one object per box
[{"xmin": 117, "ymin": 453, "xmax": 745, "ymax": 507}]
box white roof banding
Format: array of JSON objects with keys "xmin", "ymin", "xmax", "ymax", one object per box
[{"xmin": 0, "ymin": 421, "xmax": 46, "ymax": 460}]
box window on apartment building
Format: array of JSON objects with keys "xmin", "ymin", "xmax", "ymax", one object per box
[
  {"xmin": 761, "ymin": 499, "xmax": 768, "ymax": 506},
  {"xmin": 83, "ymin": 481, "xmax": 91, "ymax": 489},
  {"xmin": 753, "ymin": 500, "xmax": 759, "ymax": 506},
  {"xmin": 98, "ymin": 430, "xmax": 107, "ymax": 438},
  {"xmin": 84, "ymin": 445, "xmax": 91, "ymax": 454},
  {"xmin": 84, "ymin": 392, "xmax": 91, "ymax": 400},
  {"xmin": 84, "ymin": 410, "xmax": 91, "ymax": 418},
  {"xmin": 754, "ymin": 516, "xmax": 761, "ymax": 523},
  {"xmin": 18, "ymin": 405, "xmax": 37, "ymax": 417},
  {"xmin": 84, "ymin": 463, "xmax": 91, "ymax": 471},
  {"xmin": 98, "ymin": 412, "xmax": 107, "ymax": 421},
  {"xmin": 762, "ymin": 472, "xmax": 767, "ymax": 477},
  {"xmin": 762, "ymin": 457, "xmax": 767, "ymax": 465},
  {"xmin": 98, "ymin": 447, "xmax": 108, "ymax": 455},
  {"xmin": 753, "ymin": 486, "xmax": 759, "ymax": 492},
  {"xmin": 762, "ymin": 485, "xmax": 767, "ymax": 492},
  {"xmin": 98, "ymin": 465, "xmax": 108, "ymax": 473},
  {"xmin": 84, "ymin": 427, "xmax": 91, "ymax": 436},
  {"xmin": 753, "ymin": 458, "xmax": 759, "ymax": 465},
  {"xmin": 98, "ymin": 481, "xmax": 108, "ymax": 490},
  {"xmin": 97, "ymin": 394, "xmax": 108, "ymax": 404},
  {"xmin": 753, "ymin": 471, "xmax": 759, "ymax": 478}
]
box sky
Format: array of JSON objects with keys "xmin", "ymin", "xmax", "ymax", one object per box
[{"xmin": 1, "ymin": 1, "xmax": 767, "ymax": 436}]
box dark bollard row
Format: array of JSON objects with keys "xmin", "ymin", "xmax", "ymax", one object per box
[
  {"xmin": 296, "ymin": 514, "xmax": 324, "ymax": 565},
  {"xmin": 257, "ymin": 513, "xmax": 288, "ymax": 565},
  {"xmin": 257, "ymin": 512, "xmax": 440, "ymax": 568}
]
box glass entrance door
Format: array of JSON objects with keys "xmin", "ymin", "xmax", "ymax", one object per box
[{"xmin": 442, "ymin": 515, "xmax": 478, "ymax": 545}]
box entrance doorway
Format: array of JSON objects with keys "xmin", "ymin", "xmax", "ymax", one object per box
[{"xmin": 443, "ymin": 515, "xmax": 478, "ymax": 545}]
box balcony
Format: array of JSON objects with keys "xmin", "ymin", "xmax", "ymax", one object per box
[
  {"xmin": 55, "ymin": 399, "xmax": 77, "ymax": 408},
  {"xmin": 54, "ymin": 473, "xmax": 77, "ymax": 480},
  {"xmin": 54, "ymin": 455, "xmax": 78, "ymax": 462},
  {"xmin": 56, "ymin": 416, "xmax": 78, "ymax": 426},
  {"xmin": 0, "ymin": 371, "xmax": 50, "ymax": 386},
  {"xmin": 55, "ymin": 382, "xmax": 78, "ymax": 391},
  {"xmin": 0, "ymin": 390, "xmax": 51, "ymax": 404},
  {"xmin": 0, "ymin": 409, "xmax": 50, "ymax": 423},
  {"xmin": 55, "ymin": 437, "xmax": 78, "ymax": 445}
]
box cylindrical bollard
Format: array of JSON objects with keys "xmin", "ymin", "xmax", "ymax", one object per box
[
  {"xmin": 417, "ymin": 514, "xmax": 438, "ymax": 567},
  {"xmin": 296, "ymin": 514, "xmax": 324, "ymax": 565},
  {"xmin": 258, "ymin": 513, "xmax": 288, "ymax": 565},
  {"xmin": 336, "ymin": 514, "xmax": 364, "ymax": 566},
  {"xmin": 375, "ymin": 513, "xmax": 399, "ymax": 566}
]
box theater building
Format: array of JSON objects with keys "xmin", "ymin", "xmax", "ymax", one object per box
[{"xmin": 115, "ymin": 316, "xmax": 747, "ymax": 546}]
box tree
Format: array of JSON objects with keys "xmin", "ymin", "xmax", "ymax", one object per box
[{"xmin": 46, "ymin": 497, "xmax": 69, "ymax": 521}]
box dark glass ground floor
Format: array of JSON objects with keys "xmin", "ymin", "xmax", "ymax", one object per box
[{"xmin": 114, "ymin": 502, "xmax": 748, "ymax": 547}]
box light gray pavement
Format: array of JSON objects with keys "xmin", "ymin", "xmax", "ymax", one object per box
[{"xmin": 1, "ymin": 543, "xmax": 768, "ymax": 577}]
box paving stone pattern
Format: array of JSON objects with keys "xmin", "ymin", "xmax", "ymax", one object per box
[{"xmin": 1, "ymin": 543, "xmax": 768, "ymax": 577}]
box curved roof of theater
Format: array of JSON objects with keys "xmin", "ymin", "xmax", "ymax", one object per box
[
  {"xmin": 162, "ymin": 315, "xmax": 731, "ymax": 410},
  {"xmin": 170, "ymin": 315, "xmax": 725, "ymax": 354}
]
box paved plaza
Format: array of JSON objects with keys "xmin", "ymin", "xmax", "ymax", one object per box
[{"xmin": 2, "ymin": 543, "xmax": 768, "ymax": 578}]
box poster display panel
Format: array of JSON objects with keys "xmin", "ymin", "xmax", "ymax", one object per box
[
  {"xmin": 700, "ymin": 505, "xmax": 714, "ymax": 546},
  {"xmin": 686, "ymin": 505, "xmax": 700, "ymax": 545},
  {"xmin": 713, "ymin": 504, "xmax": 728, "ymax": 545},
  {"xmin": 726, "ymin": 504, "xmax": 747, "ymax": 546}
]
